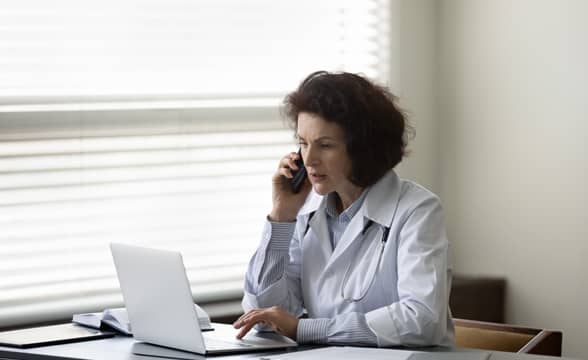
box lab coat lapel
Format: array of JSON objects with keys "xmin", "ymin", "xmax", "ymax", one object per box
[
  {"xmin": 364, "ymin": 169, "xmax": 402, "ymax": 227},
  {"xmin": 307, "ymin": 208, "xmax": 332, "ymax": 260},
  {"xmin": 323, "ymin": 206, "xmax": 366, "ymax": 273},
  {"xmin": 300, "ymin": 192, "xmax": 332, "ymax": 260},
  {"xmin": 299, "ymin": 190, "xmax": 333, "ymax": 258}
]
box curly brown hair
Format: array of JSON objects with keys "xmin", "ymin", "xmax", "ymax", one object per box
[{"xmin": 282, "ymin": 71, "xmax": 413, "ymax": 188}]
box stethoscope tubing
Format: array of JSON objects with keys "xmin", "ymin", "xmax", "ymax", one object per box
[
  {"xmin": 303, "ymin": 214, "xmax": 390, "ymax": 303},
  {"xmin": 340, "ymin": 221, "xmax": 390, "ymax": 302}
]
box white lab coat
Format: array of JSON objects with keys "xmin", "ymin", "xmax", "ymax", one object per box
[{"xmin": 243, "ymin": 169, "xmax": 454, "ymax": 347}]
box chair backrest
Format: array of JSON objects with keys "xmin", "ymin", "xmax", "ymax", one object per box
[{"xmin": 454, "ymin": 318, "xmax": 562, "ymax": 356}]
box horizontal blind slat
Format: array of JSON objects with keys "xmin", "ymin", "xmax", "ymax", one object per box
[
  {"xmin": 0, "ymin": 175, "xmax": 271, "ymax": 206},
  {"xmin": 0, "ymin": 266, "xmax": 248, "ymax": 304},
  {"xmin": 0, "ymin": 130, "xmax": 293, "ymax": 156},
  {"xmin": 0, "ymin": 283, "xmax": 244, "ymax": 328},
  {"xmin": 0, "ymin": 152, "xmax": 285, "ymax": 170},
  {"xmin": 1, "ymin": 189, "xmax": 269, "ymax": 223},
  {"xmin": 0, "ymin": 222, "xmax": 262, "ymax": 254}
]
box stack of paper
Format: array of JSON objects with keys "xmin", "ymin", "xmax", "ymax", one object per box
[
  {"xmin": 259, "ymin": 347, "xmax": 490, "ymax": 360},
  {"xmin": 266, "ymin": 347, "xmax": 413, "ymax": 360}
]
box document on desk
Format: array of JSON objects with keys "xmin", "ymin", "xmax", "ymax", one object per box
[
  {"xmin": 261, "ymin": 346, "xmax": 413, "ymax": 360},
  {"xmin": 261, "ymin": 347, "xmax": 491, "ymax": 360},
  {"xmin": 409, "ymin": 350, "xmax": 490, "ymax": 360}
]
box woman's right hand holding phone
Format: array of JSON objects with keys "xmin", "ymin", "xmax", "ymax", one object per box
[{"xmin": 269, "ymin": 151, "xmax": 311, "ymax": 222}]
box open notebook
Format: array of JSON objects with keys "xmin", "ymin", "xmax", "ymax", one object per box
[{"xmin": 73, "ymin": 305, "xmax": 212, "ymax": 335}]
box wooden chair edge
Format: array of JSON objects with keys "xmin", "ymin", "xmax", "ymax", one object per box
[
  {"xmin": 519, "ymin": 330, "xmax": 562, "ymax": 357},
  {"xmin": 453, "ymin": 318, "xmax": 563, "ymax": 356}
]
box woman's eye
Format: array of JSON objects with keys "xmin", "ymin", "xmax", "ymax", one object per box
[
  {"xmin": 298, "ymin": 142, "xmax": 308, "ymax": 148},
  {"xmin": 320, "ymin": 143, "xmax": 331, "ymax": 148}
]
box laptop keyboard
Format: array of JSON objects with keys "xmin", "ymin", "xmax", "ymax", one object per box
[{"xmin": 204, "ymin": 337, "xmax": 253, "ymax": 350}]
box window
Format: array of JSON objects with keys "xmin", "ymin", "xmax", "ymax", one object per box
[
  {"xmin": 0, "ymin": 0, "xmax": 390, "ymax": 98},
  {"xmin": 0, "ymin": 0, "xmax": 391, "ymax": 328}
]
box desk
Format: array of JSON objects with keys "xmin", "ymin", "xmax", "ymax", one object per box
[{"xmin": 0, "ymin": 324, "xmax": 577, "ymax": 360}]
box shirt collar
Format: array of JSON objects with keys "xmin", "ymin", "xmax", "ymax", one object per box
[
  {"xmin": 325, "ymin": 188, "xmax": 369, "ymax": 222},
  {"xmin": 298, "ymin": 168, "xmax": 402, "ymax": 228}
]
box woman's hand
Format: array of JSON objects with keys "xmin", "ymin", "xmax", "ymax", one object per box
[
  {"xmin": 269, "ymin": 151, "xmax": 311, "ymax": 222},
  {"xmin": 233, "ymin": 306, "xmax": 299, "ymax": 340}
]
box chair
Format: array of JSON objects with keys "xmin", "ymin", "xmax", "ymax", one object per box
[{"xmin": 454, "ymin": 318, "xmax": 562, "ymax": 356}]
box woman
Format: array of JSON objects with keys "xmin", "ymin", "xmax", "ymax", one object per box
[{"xmin": 233, "ymin": 71, "xmax": 454, "ymax": 347}]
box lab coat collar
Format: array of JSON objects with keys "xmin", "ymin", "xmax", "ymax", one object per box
[
  {"xmin": 363, "ymin": 168, "xmax": 402, "ymax": 229},
  {"xmin": 297, "ymin": 168, "xmax": 402, "ymax": 228}
]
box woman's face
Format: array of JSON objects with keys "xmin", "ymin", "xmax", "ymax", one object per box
[{"xmin": 297, "ymin": 112, "xmax": 359, "ymax": 199}]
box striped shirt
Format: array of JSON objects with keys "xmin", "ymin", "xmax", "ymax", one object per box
[
  {"xmin": 325, "ymin": 190, "xmax": 368, "ymax": 250},
  {"xmin": 251, "ymin": 190, "xmax": 378, "ymax": 345}
]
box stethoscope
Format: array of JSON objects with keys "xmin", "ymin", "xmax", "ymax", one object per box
[{"xmin": 304, "ymin": 213, "xmax": 390, "ymax": 303}]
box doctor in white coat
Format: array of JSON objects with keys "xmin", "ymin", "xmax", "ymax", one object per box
[{"xmin": 233, "ymin": 71, "xmax": 454, "ymax": 347}]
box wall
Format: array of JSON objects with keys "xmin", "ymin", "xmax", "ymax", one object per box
[
  {"xmin": 438, "ymin": 1, "xmax": 588, "ymax": 358},
  {"xmin": 392, "ymin": 0, "xmax": 440, "ymax": 193}
]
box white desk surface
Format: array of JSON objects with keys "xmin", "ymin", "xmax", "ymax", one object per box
[{"xmin": 0, "ymin": 323, "xmax": 578, "ymax": 360}]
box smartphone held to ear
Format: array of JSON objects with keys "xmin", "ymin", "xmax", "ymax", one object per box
[{"xmin": 290, "ymin": 150, "xmax": 307, "ymax": 193}]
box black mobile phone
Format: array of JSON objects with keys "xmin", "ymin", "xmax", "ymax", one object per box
[{"xmin": 290, "ymin": 149, "xmax": 307, "ymax": 193}]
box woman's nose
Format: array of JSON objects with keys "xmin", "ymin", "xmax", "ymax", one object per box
[{"xmin": 303, "ymin": 146, "xmax": 319, "ymax": 166}]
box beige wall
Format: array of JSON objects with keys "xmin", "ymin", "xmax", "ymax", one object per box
[
  {"xmin": 394, "ymin": 0, "xmax": 587, "ymax": 358},
  {"xmin": 438, "ymin": 1, "xmax": 588, "ymax": 358},
  {"xmin": 392, "ymin": 0, "xmax": 440, "ymax": 193}
]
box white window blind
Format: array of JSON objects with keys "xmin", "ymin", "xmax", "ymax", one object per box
[
  {"xmin": 0, "ymin": 107, "xmax": 293, "ymax": 327},
  {"xmin": 0, "ymin": 0, "xmax": 391, "ymax": 98},
  {"xmin": 0, "ymin": 0, "xmax": 391, "ymax": 328}
]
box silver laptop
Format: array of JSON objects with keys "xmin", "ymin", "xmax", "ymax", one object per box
[{"xmin": 110, "ymin": 242, "xmax": 297, "ymax": 355}]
